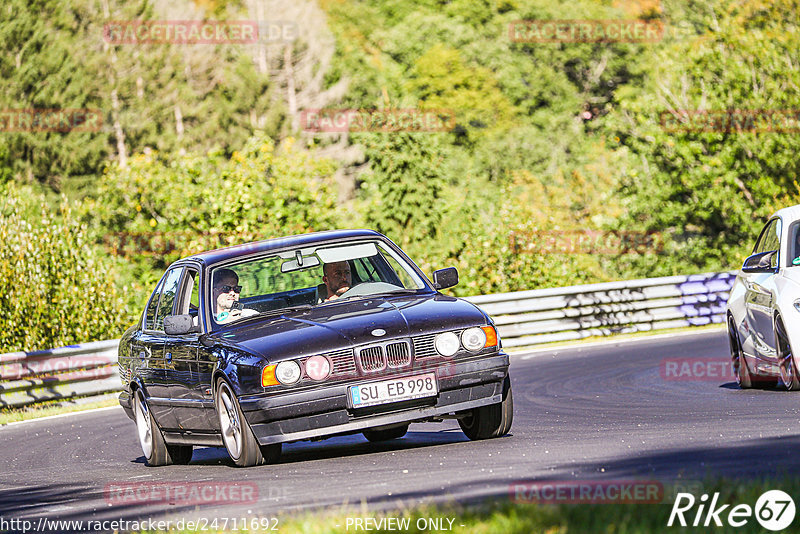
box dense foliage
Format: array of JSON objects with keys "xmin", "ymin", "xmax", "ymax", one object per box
[
  {"xmin": 2, "ymin": 0, "xmax": 799, "ymax": 350},
  {"xmin": 0, "ymin": 187, "xmax": 132, "ymax": 351},
  {"xmin": 84, "ymin": 135, "xmax": 340, "ymax": 303}
]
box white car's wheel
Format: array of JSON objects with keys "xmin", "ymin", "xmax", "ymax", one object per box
[
  {"xmin": 728, "ymin": 317, "xmax": 752, "ymax": 389},
  {"xmin": 776, "ymin": 317, "xmax": 800, "ymax": 390}
]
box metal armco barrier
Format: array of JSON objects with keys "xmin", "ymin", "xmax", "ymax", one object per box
[
  {"xmin": 0, "ymin": 339, "xmax": 120, "ymax": 408},
  {"xmin": 0, "ymin": 272, "xmax": 735, "ymax": 408},
  {"xmin": 464, "ymin": 271, "xmax": 735, "ymax": 348}
]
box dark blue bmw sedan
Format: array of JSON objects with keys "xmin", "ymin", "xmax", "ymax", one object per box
[{"xmin": 118, "ymin": 229, "xmax": 512, "ymax": 467}]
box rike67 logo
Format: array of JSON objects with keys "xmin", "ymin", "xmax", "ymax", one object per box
[{"xmin": 668, "ymin": 490, "xmax": 795, "ymax": 531}]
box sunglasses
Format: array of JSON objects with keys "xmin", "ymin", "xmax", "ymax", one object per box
[{"xmin": 218, "ymin": 285, "xmax": 242, "ymax": 293}]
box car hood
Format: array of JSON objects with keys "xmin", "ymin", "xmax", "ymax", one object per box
[{"xmin": 208, "ymin": 293, "xmax": 488, "ymax": 361}]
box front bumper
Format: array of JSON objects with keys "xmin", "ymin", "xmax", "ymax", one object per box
[{"xmin": 240, "ymin": 352, "xmax": 509, "ymax": 445}]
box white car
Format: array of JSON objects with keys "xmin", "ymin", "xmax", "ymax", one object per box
[{"xmin": 727, "ymin": 204, "xmax": 800, "ymax": 389}]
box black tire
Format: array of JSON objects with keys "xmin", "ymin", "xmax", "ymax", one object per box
[
  {"xmin": 167, "ymin": 444, "xmax": 193, "ymax": 465},
  {"xmin": 133, "ymin": 389, "xmax": 172, "ymax": 466},
  {"xmin": 363, "ymin": 424, "xmax": 409, "ymax": 442},
  {"xmin": 260, "ymin": 443, "xmax": 282, "ymax": 463},
  {"xmin": 459, "ymin": 375, "xmax": 513, "ymax": 440},
  {"xmin": 729, "ymin": 316, "xmax": 752, "ymax": 389},
  {"xmin": 776, "ymin": 317, "xmax": 800, "ymax": 390},
  {"xmin": 216, "ymin": 379, "xmax": 278, "ymax": 467}
]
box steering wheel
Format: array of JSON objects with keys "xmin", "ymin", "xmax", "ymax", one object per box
[{"xmin": 337, "ymin": 281, "xmax": 403, "ymax": 299}]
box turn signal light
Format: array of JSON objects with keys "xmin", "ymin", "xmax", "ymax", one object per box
[
  {"xmin": 262, "ymin": 364, "xmax": 279, "ymax": 387},
  {"xmin": 482, "ymin": 325, "xmax": 498, "ymax": 348}
]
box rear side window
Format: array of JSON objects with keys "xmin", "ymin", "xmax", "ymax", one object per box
[
  {"xmin": 145, "ymin": 276, "xmax": 166, "ymax": 330},
  {"xmin": 154, "ymin": 267, "xmax": 184, "ymax": 331}
]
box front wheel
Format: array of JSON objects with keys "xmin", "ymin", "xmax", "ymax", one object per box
[
  {"xmin": 133, "ymin": 389, "xmax": 172, "ymax": 466},
  {"xmin": 776, "ymin": 317, "xmax": 800, "ymax": 390},
  {"xmin": 459, "ymin": 375, "xmax": 513, "ymax": 440},
  {"xmin": 216, "ymin": 379, "xmax": 281, "ymax": 467}
]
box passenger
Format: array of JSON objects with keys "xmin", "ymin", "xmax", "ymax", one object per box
[
  {"xmin": 213, "ymin": 268, "xmax": 257, "ymax": 323},
  {"xmin": 320, "ymin": 261, "xmax": 352, "ymax": 302}
]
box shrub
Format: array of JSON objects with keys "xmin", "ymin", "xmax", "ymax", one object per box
[{"xmin": 0, "ymin": 187, "xmax": 133, "ymax": 352}]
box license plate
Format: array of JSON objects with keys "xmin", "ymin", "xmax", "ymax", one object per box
[{"xmin": 349, "ymin": 373, "xmax": 438, "ymax": 408}]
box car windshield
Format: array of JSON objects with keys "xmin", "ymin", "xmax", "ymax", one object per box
[{"xmin": 208, "ymin": 240, "xmax": 427, "ymax": 327}]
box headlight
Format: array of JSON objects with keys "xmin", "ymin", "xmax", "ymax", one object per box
[
  {"xmin": 275, "ymin": 360, "xmax": 302, "ymax": 385},
  {"xmin": 305, "ymin": 355, "xmax": 331, "ymax": 380},
  {"xmin": 795, "ymin": 300, "xmax": 800, "ymax": 313},
  {"xmin": 462, "ymin": 327, "xmax": 487, "ymax": 352},
  {"xmin": 435, "ymin": 332, "xmax": 460, "ymax": 357}
]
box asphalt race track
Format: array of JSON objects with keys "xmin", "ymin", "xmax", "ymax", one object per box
[{"xmin": 2, "ymin": 329, "xmax": 799, "ymax": 527}]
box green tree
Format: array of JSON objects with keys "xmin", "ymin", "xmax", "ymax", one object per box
[
  {"xmin": 0, "ymin": 186, "xmax": 132, "ymax": 352},
  {"xmin": 606, "ymin": 0, "xmax": 800, "ymax": 276},
  {"xmin": 359, "ymin": 132, "xmax": 445, "ymax": 250}
]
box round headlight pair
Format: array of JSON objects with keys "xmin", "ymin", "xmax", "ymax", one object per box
[
  {"xmin": 273, "ymin": 356, "xmax": 331, "ymax": 385},
  {"xmin": 434, "ymin": 327, "xmax": 488, "ymax": 357}
]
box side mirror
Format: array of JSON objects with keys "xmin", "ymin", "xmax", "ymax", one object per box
[
  {"xmin": 432, "ymin": 267, "xmax": 459, "ymax": 290},
  {"xmin": 164, "ymin": 314, "xmax": 199, "ymax": 335},
  {"xmin": 742, "ymin": 250, "xmax": 778, "ymax": 273}
]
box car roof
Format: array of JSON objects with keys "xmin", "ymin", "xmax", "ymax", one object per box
[
  {"xmin": 772, "ymin": 204, "xmax": 800, "ymax": 223},
  {"xmin": 180, "ymin": 228, "xmax": 385, "ymax": 267}
]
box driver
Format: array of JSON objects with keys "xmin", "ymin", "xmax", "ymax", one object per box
[
  {"xmin": 213, "ymin": 268, "xmax": 257, "ymax": 323},
  {"xmin": 321, "ymin": 261, "xmax": 352, "ymax": 302}
]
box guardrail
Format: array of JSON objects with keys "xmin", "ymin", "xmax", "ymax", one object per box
[
  {"xmin": 464, "ymin": 271, "xmax": 735, "ymax": 348},
  {"xmin": 0, "ymin": 340, "xmax": 120, "ymax": 408},
  {"xmin": 0, "ymin": 271, "xmax": 736, "ymax": 408}
]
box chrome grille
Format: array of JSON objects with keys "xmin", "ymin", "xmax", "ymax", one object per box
[
  {"xmin": 385, "ymin": 341, "xmax": 410, "ymax": 368},
  {"xmin": 329, "ymin": 349, "xmax": 356, "ymax": 376},
  {"xmin": 358, "ymin": 345, "xmax": 386, "ymax": 372},
  {"xmin": 412, "ymin": 333, "xmax": 438, "ymax": 358},
  {"xmin": 300, "ymin": 348, "xmax": 356, "ymax": 380}
]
